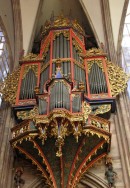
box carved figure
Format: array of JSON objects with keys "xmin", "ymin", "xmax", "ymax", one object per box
[
  {"xmin": 14, "ymin": 167, "xmax": 24, "ymax": 188},
  {"xmin": 105, "ymin": 165, "xmax": 117, "ymax": 187}
]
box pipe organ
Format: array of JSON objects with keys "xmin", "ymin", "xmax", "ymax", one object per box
[{"xmin": 1, "ymin": 15, "xmax": 128, "ymax": 188}]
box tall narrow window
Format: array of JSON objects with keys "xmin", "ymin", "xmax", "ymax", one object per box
[
  {"xmin": 122, "ymin": 3, "xmax": 130, "ymax": 96},
  {"xmin": 0, "ymin": 26, "xmax": 10, "ymax": 106}
]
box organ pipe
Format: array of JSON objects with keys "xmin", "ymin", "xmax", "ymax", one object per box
[
  {"xmin": 17, "ymin": 18, "xmax": 112, "ymax": 111},
  {"xmin": 88, "ymin": 63, "xmax": 108, "ymax": 94}
]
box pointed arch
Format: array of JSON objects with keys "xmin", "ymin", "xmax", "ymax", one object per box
[{"xmin": 78, "ymin": 171, "xmax": 109, "ymax": 188}]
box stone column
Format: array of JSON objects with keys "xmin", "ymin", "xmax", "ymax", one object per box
[
  {"xmin": 100, "ymin": 0, "xmax": 130, "ymax": 187},
  {"xmin": 0, "ymin": 106, "xmax": 14, "ymax": 188}
]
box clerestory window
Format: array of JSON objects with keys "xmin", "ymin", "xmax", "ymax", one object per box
[
  {"xmin": 0, "ymin": 26, "xmax": 10, "ymax": 105},
  {"xmin": 122, "ymin": 2, "xmax": 130, "ymax": 96}
]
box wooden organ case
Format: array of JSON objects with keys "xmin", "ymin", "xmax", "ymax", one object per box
[{"xmin": 2, "ymin": 15, "xmax": 127, "ymax": 188}]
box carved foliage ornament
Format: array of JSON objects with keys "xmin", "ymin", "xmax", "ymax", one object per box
[
  {"xmin": 84, "ymin": 48, "xmax": 107, "ymax": 57},
  {"xmin": 20, "ymin": 53, "xmax": 42, "ymax": 62},
  {"xmin": 87, "ymin": 59, "xmax": 104, "ymax": 73},
  {"xmin": 106, "ymin": 61, "xmax": 128, "ymax": 97},
  {"xmin": 41, "ymin": 14, "xmax": 85, "ymax": 36},
  {"xmin": 94, "ymin": 104, "xmax": 111, "ymax": 115},
  {"xmin": 22, "ymin": 64, "xmax": 38, "ymax": 79},
  {"xmin": 0, "ymin": 66, "xmax": 20, "ymax": 105}
]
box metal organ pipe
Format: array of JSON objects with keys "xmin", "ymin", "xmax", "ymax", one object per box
[
  {"xmin": 67, "ymin": 39, "xmax": 70, "ymax": 58},
  {"xmin": 57, "ymin": 36, "xmax": 59, "ymax": 58},
  {"xmin": 59, "ymin": 34, "xmax": 63, "ymax": 58},
  {"xmin": 53, "ymin": 39, "xmax": 56, "ymax": 59},
  {"xmin": 88, "ymin": 63, "xmax": 108, "ymax": 94},
  {"xmin": 40, "ymin": 66, "xmax": 50, "ymax": 93},
  {"xmin": 49, "ymin": 81, "xmax": 70, "ymax": 111},
  {"xmin": 20, "ymin": 69, "xmax": 37, "ymax": 99},
  {"xmin": 63, "ymin": 36, "xmax": 67, "ymax": 58}
]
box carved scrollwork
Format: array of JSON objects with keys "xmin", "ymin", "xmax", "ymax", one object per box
[
  {"xmin": 17, "ymin": 106, "xmax": 39, "ymax": 120},
  {"xmin": 41, "ymin": 14, "xmax": 85, "ymax": 37},
  {"xmin": 87, "ymin": 59, "xmax": 104, "ymax": 73},
  {"xmin": 94, "ymin": 104, "xmax": 111, "ymax": 115},
  {"xmin": 20, "ymin": 53, "xmax": 42, "ymax": 62},
  {"xmin": 0, "ymin": 66, "xmax": 20, "ymax": 105},
  {"xmin": 82, "ymin": 101, "xmax": 91, "ymax": 122},
  {"xmin": 23, "ymin": 64, "xmax": 38, "ymax": 79},
  {"xmin": 84, "ymin": 48, "xmax": 107, "ymax": 57},
  {"xmin": 106, "ymin": 60, "xmax": 128, "ymax": 96}
]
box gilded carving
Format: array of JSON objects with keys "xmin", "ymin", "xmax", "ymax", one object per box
[
  {"xmin": 41, "ymin": 14, "xmax": 85, "ymax": 37},
  {"xmin": 72, "ymin": 38, "xmax": 83, "ymax": 53},
  {"xmin": 94, "ymin": 104, "xmax": 111, "ymax": 115},
  {"xmin": 84, "ymin": 48, "xmax": 107, "ymax": 57},
  {"xmin": 106, "ymin": 60, "xmax": 128, "ymax": 96},
  {"xmin": 87, "ymin": 59, "xmax": 104, "ymax": 73},
  {"xmin": 41, "ymin": 62, "xmax": 50, "ymax": 73},
  {"xmin": 42, "ymin": 40, "xmax": 50, "ymax": 60},
  {"xmin": 82, "ymin": 101, "xmax": 91, "ymax": 122},
  {"xmin": 23, "ymin": 64, "xmax": 38, "ymax": 79},
  {"xmin": 0, "ymin": 66, "xmax": 20, "ymax": 105},
  {"xmin": 17, "ymin": 106, "xmax": 39, "ymax": 120},
  {"xmin": 20, "ymin": 53, "xmax": 42, "ymax": 62},
  {"xmin": 53, "ymin": 30, "xmax": 69, "ymax": 40},
  {"xmin": 73, "ymin": 60, "xmax": 85, "ymax": 69}
]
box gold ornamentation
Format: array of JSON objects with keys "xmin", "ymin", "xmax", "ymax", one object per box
[
  {"xmin": 82, "ymin": 101, "xmax": 91, "ymax": 122},
  {"xmin": 41, "ymin": 14, "xmax": 85, "ymax": 37},
  {"xmin": 73, "ymin": 31, "xmax": 84, "ymax": 43},
  {"xmin": 51, "ymin": 121, "xmax": 68, "ymax": 138},
  {"xmin": 72, "ymin": 122, "xmax": 83, "ymax": 142},
  {"xmin": 23, "ymin": 64, "xmax": 38, "ymax": 79},
  {"xmin": 20, "ymin": 53, "xmax": 42, "ymax": 62},
  {"xmin": 79, "ymin": 82, "xmax": 85, "ymax": 91},
  {"xmin": 72, "ymin": 38, "xmax": 83, "ymax": 53},
  {"xmin": 87, "ymin": 59, "xmax": 104, "ymax": 73},
  {"xmin": 55, "ymin": 136, "xmax": 64, "ymax": 157},
  {"xmin": 94, "ymin": 104, "xmax": 111, "ymax": 115},
  {"xmin": 84, "ymin": 48, "xmax": 107, "ymax": 57},
  {"xmin": 106, "ymin": 60, "xmax": 128, "ymax": 96},
  {"xmin": 38, "ymin": 126, "xmax": 47, "ymax": 145},
  {"xmin": 17, "ymin": 106, "xmax": 39, "ymax": 120},
  {"xmin": 41, "ymin": 62, "xmax": 50, "ymax": 73},
  {"xmin": 88, "ymin": 114, "xmax": 110, "ymax": 132},
  {"xmin": 73, "ymin": 60, "xmax": 85, "ymax": 69},
  {"xmin": 42, "ymin": 40, "xmax": 50, "ymax": 60},
  {"xmin": 53, "ymin": 30, "xmax": 69, "ymax": 40},
  {"xmin": 72, "ymin": 19, "xmax": 85, "ymax": 35},
  {"xmin": 11, "ymin": 110, "xmax": 111, "ymax": 158},
  {"xmin": 0, "ymin": 66, "xmax": 20, "ymax": 105}
]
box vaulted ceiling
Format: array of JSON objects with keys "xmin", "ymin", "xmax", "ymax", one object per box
[
  {"xmin": 19, "ymin": 0, "xmax": 126, "ymax": 55},
  {"xmin": 0, "ymin": 0, "xmax": 127, "ymax": 69}
]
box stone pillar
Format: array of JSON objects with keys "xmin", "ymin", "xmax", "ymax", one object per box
[
  {"xmin": 100, "ymin": 0, "xmax": 130, "ymax": 186},
  {"xmin": 114, "ymin": 93, "xmax": 130, "ymax": 187},
  {"xmin": 0, "ymin": 105, "xmax": 14, "ymax": 188},
  {"xmin": 100, "ymin": 0, "xmax": 117, "ymax": 63}
]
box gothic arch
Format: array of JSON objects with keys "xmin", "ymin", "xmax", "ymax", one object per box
[
  {"xmin": 78, "ymin": 171, "xmax": 109, "ymax": 188},
  {"xmin": 0, "ymin": 16, "xmax": 13, "ymax": 72},
  {"xmin": 26, "ymin": 177, "xmax": 49, "ymax": 188},
  {"xmin": 79, "ymin": 0, "xmax": 101, "ymax": 48},
  {"xmin": 117, "ymin": 0, "xmax": 129, "ymax": 65},
  {"xmin": 11, "ymin": 0, "xmax": 23, "ymax": 66}
]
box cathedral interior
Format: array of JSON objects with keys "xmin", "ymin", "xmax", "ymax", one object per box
[{"xmin": 0, "ymin": 0, "xmax": 130, "ymax": 188}]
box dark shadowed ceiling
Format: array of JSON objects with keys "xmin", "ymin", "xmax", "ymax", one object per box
[{"xmin": 32, "ymin": 0, "xmax": 97, "ymax": 53}]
